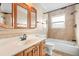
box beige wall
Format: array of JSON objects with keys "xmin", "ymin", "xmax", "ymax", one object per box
[
  {"xmin": 0, "ymin": 29, "xmax": 38, "ymax": 39},
  {"xmin": 75, "ymin": 4, "xmax": 79, "ymax": 45},
  {"xmin": 47, "ymin": 5, "xmax": 76, "ymax": 41}
]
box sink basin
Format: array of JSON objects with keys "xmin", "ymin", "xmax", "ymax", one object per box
[
  {"xmin": 16, "ymin": 40, "xmax": 27, "ymax": 45},
  {"xmin": 8, "ymin": 35, "xmax": 38, "ymax": 46},
  {"xmin": 15, "ymin": 35, "xmax": 35, "ymax": 46}
]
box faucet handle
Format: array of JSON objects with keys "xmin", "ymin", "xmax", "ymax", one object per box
[
  {"xmin": 20, "ymin": 37, "xmax": 23, "ymax": 41},
  {"xmin": 23, "ymin": 34, "xmax": 27, "ymax": 38},
  {"xmin": 20, "ymin": 34, "xmax": 27, "ymax": 41}
]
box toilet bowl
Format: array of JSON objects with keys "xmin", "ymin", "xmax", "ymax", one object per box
[{"xmin": 45, "ymin": 43, "xmax": 55, "ymax": 56}]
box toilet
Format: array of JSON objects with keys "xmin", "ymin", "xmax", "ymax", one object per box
[{"xmin": 45, "ymin": 42, "xmax": 55, "ymax": 56}]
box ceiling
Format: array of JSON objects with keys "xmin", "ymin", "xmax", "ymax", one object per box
[
  {"xmin": 33, "ymin": 3, "xmax": 75, "ymax": 13},
  {"xmin": 0, "ymin": 3, "xmax": 75, "ymax": 13}
]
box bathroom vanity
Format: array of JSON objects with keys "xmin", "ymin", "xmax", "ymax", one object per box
[
  {"xmin": 0, "ymin": 36, "xmax": 45, "ymax": 56},
  {"xmin": 15, "ymin": 41, "xmax": 45, "ymax": 56}
]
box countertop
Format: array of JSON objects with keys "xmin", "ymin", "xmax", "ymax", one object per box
[{"xmin": 0, "ymin": 35, "xmax": 45, "ymax": 56}]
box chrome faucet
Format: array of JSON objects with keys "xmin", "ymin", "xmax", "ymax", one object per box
[{"xmin": 20, "ymin": 34, "xmax": 27, "ymax": 41}]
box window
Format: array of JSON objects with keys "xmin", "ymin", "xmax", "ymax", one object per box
[{"xmin": 51, "ymin": 15, "xmax": 65, "ymax": 28}]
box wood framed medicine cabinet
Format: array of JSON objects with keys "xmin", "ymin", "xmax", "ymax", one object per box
[{"xmin": 12, "ymin": 3, "xmax": 37, "ymax": 29}]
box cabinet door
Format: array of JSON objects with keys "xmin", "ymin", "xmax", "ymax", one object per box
[
  {"xmin": 33, "ymin": 45, "xmax": 39, "ymax": 56},
  {"xmin": 39, "ymin": 41, "xmax": 45, "ymax": 56},
  {"xmin": 24, "ymin": 50, "xmax": 28, "ymax": 56},
  {"xmin": 27, "ymin": 50, "xmax": 33, "ymax": 56},
  {"xmin": 24, "ymin": 46, "xmax": 34, "ymax": 56},
  {"xmin": 15, "ymin": 52, "xmax": 24, "ymax": 56}
]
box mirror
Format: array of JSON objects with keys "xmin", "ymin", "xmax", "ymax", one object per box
[
  {"xmin": 16, "ymin": 5, "xmax": 28, "ymax": 29},
  {"xmin": 15, "ymin": 4, "xmax": 37, "ymax": 29},
  {"xmin": 0, "ymin": 3, "xmax": 12, "ymax": 29},
  {"xmin": 0, "ymin": 3, "xmax": 37, "ymax": 29}
]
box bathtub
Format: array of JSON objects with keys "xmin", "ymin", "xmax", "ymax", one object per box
[{"xmin": 45, "ymin": 38, "xmax": 79, "ymax": 56}]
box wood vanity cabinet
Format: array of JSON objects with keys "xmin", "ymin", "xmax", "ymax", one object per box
[
  {"xmin": 25, "ymin": 45, "xmax": 39, "ymax": 56},
  {"xmin": 15, "ymin": 40, "xmax": 45, "ymax": 56},
  {"xmin": 39, "ymin": 41, "xmax": 45, "ymax": 56},
  {"xmin": 33, "ymin": 45, "xmax": 39, "ymax": 56},
  {"xmin": 15, "ymin": 51, "xmax": 24, "ymax": 56},
  {"xmin": 24, "ymin": 46, "xmax": 34, "ymax": 56}
]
